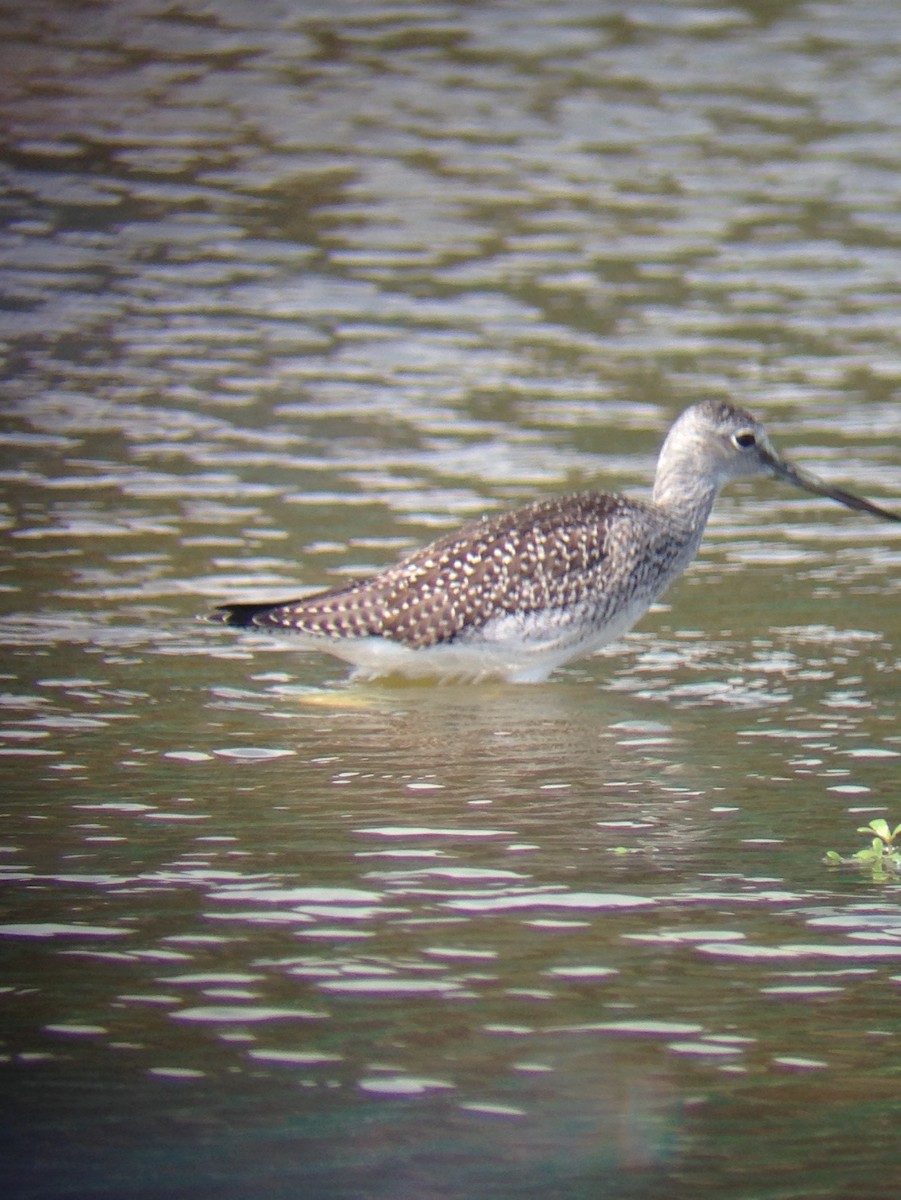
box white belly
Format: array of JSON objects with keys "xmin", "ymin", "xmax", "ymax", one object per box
[{"xmin": 288, "ymin": 592, "xmax": 656, "ymax": 683}]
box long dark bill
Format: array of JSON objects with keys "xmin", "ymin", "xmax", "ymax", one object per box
[{"xmin": 765, "ymin": 452, "xmax": 901, "ymax": 522}]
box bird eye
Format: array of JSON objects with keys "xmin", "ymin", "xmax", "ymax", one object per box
[{"xmin": 732, "ymin": 430, "xmax": 757, "ymax": 449}]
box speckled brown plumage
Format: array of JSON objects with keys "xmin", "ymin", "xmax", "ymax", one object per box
[{"xmin": 213, "ymin": 491, "xmax": 691, "ymax": 648}]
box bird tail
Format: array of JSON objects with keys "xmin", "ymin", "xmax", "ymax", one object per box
[{"xmin": 206, "ymin": 601, "xmax": 294, "ymax": 628}]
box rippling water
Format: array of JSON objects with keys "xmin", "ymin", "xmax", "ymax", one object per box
[{"xmin": 2, "ymin": 1, "xmax": 901, "ymax": 1198}]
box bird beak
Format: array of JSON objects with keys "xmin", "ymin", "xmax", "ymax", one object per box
[{"xmin": 760, "ymin": 448, "xmax": 901, "ymax": 522}]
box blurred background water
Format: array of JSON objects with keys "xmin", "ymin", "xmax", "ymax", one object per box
[{"xmin": 1, "ymin": 1, "xmax": 900, "ymax": 1197}]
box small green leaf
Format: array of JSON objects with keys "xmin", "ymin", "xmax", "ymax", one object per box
[{"xmin": 858, "ymin": 821, "xmax": 884, "ymax": 839}]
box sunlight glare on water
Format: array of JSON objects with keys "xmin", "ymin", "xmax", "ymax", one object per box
[{"xmin": 1, "ymin": 1, "xmax": 901, "ymax": 1198}]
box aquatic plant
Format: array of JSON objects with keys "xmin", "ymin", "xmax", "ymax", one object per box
[{"xmin": 824, "ymin": 819, "xmax": 901, "ymax": 881}]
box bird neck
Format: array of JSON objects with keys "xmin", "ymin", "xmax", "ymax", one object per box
[{"xmin": 651, "ymin": 459, "xmax": 720, "ymax": 533}]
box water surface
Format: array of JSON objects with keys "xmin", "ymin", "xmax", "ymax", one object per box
[{"xmin": 1, "ymin": 2, "xmax": 900, "ymax": 1198}]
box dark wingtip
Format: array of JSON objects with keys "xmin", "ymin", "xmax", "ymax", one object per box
[{"xmin": 206, "ymin": 602, "xmax": 282, "ymax": 628}]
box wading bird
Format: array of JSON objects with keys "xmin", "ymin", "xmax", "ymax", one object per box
[{"xmin": 210, "ymin": 401, "xmax": 899, "ymax": 682}]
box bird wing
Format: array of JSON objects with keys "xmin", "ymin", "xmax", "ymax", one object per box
[{"xmin": 225, "ymin": 492, "xmax": 646, "ymax": 648}]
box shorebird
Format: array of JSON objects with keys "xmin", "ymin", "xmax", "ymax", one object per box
[{"xmin": 210, "ymin": 401, "xmax": 899, "ymax": 682}]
